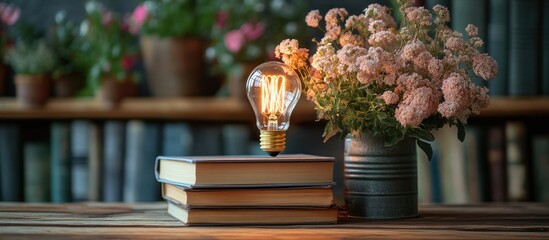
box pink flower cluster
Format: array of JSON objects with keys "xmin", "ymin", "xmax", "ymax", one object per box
[
  {"xmin": 224, "ymin": 22, "xmax": 265, "ymax": 53},
  {"xmin": 130, "ymin": 4, "xmax": 148, "ymax": 34},
  {"xmin": 0, "ymin": 3, "xmax": 20, "ymax": 26},
  {"xmin": 275, "ymin": 0, "xmax": 498, "ymax": 130}
]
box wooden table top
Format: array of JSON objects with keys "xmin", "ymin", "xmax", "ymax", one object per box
[{"xmin": 0, "ymin": 202, "xmax": 548, "ymax": 239}]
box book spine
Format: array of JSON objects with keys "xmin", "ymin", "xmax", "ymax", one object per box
[
  {"xmin": 508, "ymin": 0, "xmax": 541, "ymax": 96},
  {"xmin": 429, "ymin": 143, "xmax": 442, "ymax": 203},
  {"xmin": 70, "ymin": 120, "xmax": 89, "ymax": 201},
  {"xmin": 434, "ymin": 126, "xmax": 468, "ymax": 203},
  {"xmin": 0, "ymin": 124, "xmax": 22, "ymax": 201},
  {"xmin": 474, "ymin": 126, "xmax": 490, "ymax": 202},
  {"xmin": 417, "ymin": 145, "xmax": 432, "ymax": 203},
  {"xmin": 532, "ymin": 135, "xmax": 549, "ymax": 201},
  {"xmin": 425, "ymin": 0, "xmax": 451, "ymax": 10},
  {"xmin": 50, "ymin": 122, "xmax": 71, "ymax": 203},
  {"xmin": 222, "ymin": 124, "xmax": 250, "ymax": 155},
  {"xmin": 464, "ymin": 126, "xmax": 480, "ymax": 203},
  {"xmin": 487, "ymin": 0, "xmax": 509, "ymax": 96},
  {"xmin": 123, "ymin": 121, "xmax": 161, "ymax": 202},
  {"xmin": 487, "ymin": 125, "xmax": 507, "ymax": 202},
  {"xmin": 102, "ymin": 121, "xmax": 125, "ymax": 202},
  {"xmin": 24, "ymin": 142, "xmax": 50, "ymax": 202},
  {"xmin": 87, "ymin": 122, "xmax": 103, "ymax": 201},
  {"xmin": 161, "ymin": 123, "xmax": 192, "ymax": 156},
  {"xmin": 192, "ymin": 125, "xmax": 223, "ymax": 155},
  {"xmin": 542, "ymin": 1, "xmax": 549, "ymax": 95},
  {"xmin": 505, "ymin": 121, "xmax": 529, "ymax": 201},
  {"xmin": 452, "ymin": 0, "xmax": 488, "ymax": 87}
]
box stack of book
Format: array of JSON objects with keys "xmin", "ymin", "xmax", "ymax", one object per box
[{"xmin": 154, "ymin": 154, "xmax": 338, "ymax": 225}]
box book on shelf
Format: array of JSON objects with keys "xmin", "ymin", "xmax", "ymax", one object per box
[
  {"xmin": 222, "ymin": 124, "xmax": 250, "ymax": 155},
  {"xmin": 155, "ymin": 154, "xmax": 334, "ymax": 188},
  {"xmin": 488, "ymin": 125, "xmax": 507, "ymax": 202},
  {"xmin": 508, "ymin": 0, "xmax": 541, "ymax": 96},
  {"xmin": 87, "ymin": 122, "xmax": 103, "ymax": 201},
  {"xmin": 452, "ymin": 0, "xmax": 487, "ymax": 87},
  {"xmin": 434, "ymin": 126, "xmax": 468, "ymax": 203},
  {"xmin": 543, "ymin": 1, "xmax": 549, "ymax": 95},
  {"xmin": 532, "ymin": 135, "xmax": 549, "ymax": 202},
  {"xmin": 50, "ymin": 122, "xmax": 71, "ymax": 203},
  {"xmin": 487, "ymin": 0, "xmax": 509, "ymax": 96},
  {"xmin": 505, "ymin": 121, "xmax": 529, "ymax": 201},
  {"xmin": 24, "ymin": 142, "xmax": 50, "ymax": 202},
  {"xmin": 162, "ymin": 123, "xmax": 192, "ymax": 156},
  {"xmin": 0, "ymin": 124, "xmax": 22, "ymax": 201},
  {"xmin": 162, "ymin": 182, "xmax": 333, "ymax": 208},
  {"xmin": 71, "ymin": 120, "xmax": 89, "ymax": 202},
  {"xmin": 124, "ymin": 120, "xmax": 161, "ymax": 202},
  {"xmin": 103, "ymin": 121, "xmax": 126, "ymax": 202},
  {"xmin": 192, "ymin": 125, "xmax": 223, "ymax": 156},
  {"xmin": 417, "ymin": 146, "xmax": 432, "ymax": 204},
  {"xmin": 167, "ymin": 201, "xmax": 338, "ymax": 226}
]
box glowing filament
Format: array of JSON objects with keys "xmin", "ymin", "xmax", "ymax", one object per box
[{"xmin": 261, "ymin": 75, "xmax": 286, "ymax": 120}]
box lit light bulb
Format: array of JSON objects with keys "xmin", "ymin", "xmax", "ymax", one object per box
[{"xmin": 246, "ymin": 61, "xmax": 302, "ymax": 157}]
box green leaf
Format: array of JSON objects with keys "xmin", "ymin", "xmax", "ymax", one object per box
[
  {"xmin": 417, "ymin": 140, "xmax": 433, "ymax": 161},
  {"xmin": 322, "ymin": 122, "xmax": 339, "ymax": 143},
  {"xmin": 384, "ymin": 134, "xmax": 405, "ymax": 147},
  {"xmin": 457, "ymin": 120, "xmax": 466, "ymax": 142},
  {"xmin": 409, "ymin": 128, "xmax": 435, "ymax": 142}
]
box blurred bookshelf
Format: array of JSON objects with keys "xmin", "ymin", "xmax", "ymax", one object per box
[{"xmin": 1, "ymin": 97, "xmax": 548, "ymax": 120}]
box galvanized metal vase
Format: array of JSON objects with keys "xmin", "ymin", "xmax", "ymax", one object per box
[{"xmin": 344, "ymin": 133, "xmax": 418, "ymax": 219}]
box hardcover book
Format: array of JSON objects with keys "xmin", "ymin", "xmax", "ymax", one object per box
[
  {"xmin": 162, "ymin": 183, "xmax": 333, "ymax": 208},
  {"xmin": 50, "ymin": 122, "xmax": 71, "ymax": 203},
  {"xmin": 167, "ymin": 201, "xmax": 337, "ymax": 226},
  {"xmin": 155, "ymin": 154, "xmax": 334, "ymax": 188}
]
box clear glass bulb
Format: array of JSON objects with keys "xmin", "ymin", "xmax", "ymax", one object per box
[{"xmin": 246, "ymin": 61, "xmax": 301, "ymax": 157}]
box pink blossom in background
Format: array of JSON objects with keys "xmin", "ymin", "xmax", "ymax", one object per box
[
  {"xmin": 102, "ymin": 10, "xmax": 113, "ymax": 26},
  {"xmin": 215, "ymin": 11, "xmax": 228, "ymax": 29},
  {"xmin": 132, "ymin": 4, "xmax": 148, "ymax": 26},
  {"xmin": 240, "ymin": 22, "xmax": 264, "ymax": 41},
  {"xmin": 121, "ymin": 55, "xmax": 136, "ymax": 71},
  {"xmin": 0, "ymin": 3, "xmax": 20, "ymax": 26},
  {"xmin": 224, "ymin": 29, "xmax": 245, "ymax": 53}
]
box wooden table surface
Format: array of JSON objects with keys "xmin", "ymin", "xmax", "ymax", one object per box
[{"xmin": 0, "ymin": 202, "xmax": 548, "ymax": 239}]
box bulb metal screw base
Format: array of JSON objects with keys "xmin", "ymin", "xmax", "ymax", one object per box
[{"xmin": 260, "ymin": 130, "xmax": 286, "ymax": 157}]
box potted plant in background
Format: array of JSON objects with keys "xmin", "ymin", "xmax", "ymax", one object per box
[
  {"xmin": 206, "ymin": 0, "xmax": 307, "ymax": 100},
  {"xmin": 49, "ymin": 11, "xmax": 85, "ymax": 98},
  {"xmin": 77, "ymin": 1, "xmax": 138, "ymax": 108},
  {"xmin": 4, "ymin": 40, "xmax": 56, "ymax": 108},
  {"xmin": 275, "ymin": 0, "xmax": 497, "ymax": 219},
  {"xmin": 0, "ymin": 3, "xmax": 20, "ymax": 95},
  {"xmin": 130, "ymin": 0, "xmax": 216, "ymax": 97}
]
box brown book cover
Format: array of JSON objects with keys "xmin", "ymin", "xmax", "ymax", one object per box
[
  {"xmin": 155, "ymin": 154, "xmax": 335, "ymax": 188},
  {"xmin": 488, "ymin": 125, "xmax": 507, "ymax": 202},
  {"xmin": 161, "ymin": 182, "xmax": 334, "ymax": 208},
  {"xmin": 167, "ymin": 200, "xmax": 338, "ymax": 226}
]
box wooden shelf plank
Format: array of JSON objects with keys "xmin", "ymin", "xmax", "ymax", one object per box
[
  {"xmin": 0, "ymin": 97, "xmax": 318, "ymax": 122},
  {"xmin": 0, "ymin": 97, "xmax": 547, "ymax": 121}
]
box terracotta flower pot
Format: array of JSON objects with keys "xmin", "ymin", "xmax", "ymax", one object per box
[
  {"xmin": 229, "ymin": 62, "xmax": 262, "ymax": 102},
  {"xmin": 97, "ymin": 76, "xmax": 137, "ymax": 108},
  {"xmin": 53, "ymin": 74, "xmax": 85, "ymax": 98},
  {"xmin": 140, "ymin": 36, "xmax": 206, "ymax": 97},
  {"xmin": 15, "ymin": 74, "xmax": 51, "ymax": 108}
]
